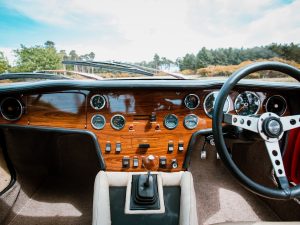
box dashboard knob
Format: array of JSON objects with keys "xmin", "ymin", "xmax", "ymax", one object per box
[
  {"xmin": 142, "ymin": 155, "xmax": 158, "ymax": 171},
  {"xmin": 171, "ymin": 159, "xmax": 178, "ymax": 169}
]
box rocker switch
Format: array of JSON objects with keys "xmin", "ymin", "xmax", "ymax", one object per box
[
  {"xmin": 178, "ymin": 143, "xmax": 184, "ymax": 152},
  {"xmin": 105, "ymin": 142, "xmax": 111, "ymax": 153},
  {"xmin": 116, "ymin": 143, "xmax": 121, "ymax": 153},
  {"xmin": 133, "ymin": 157, "xmax": 139, "ymax": 167},
  {"xmin": 168, "ymin": 142, "xmax": 174, "ymax": 153},
  {"xmin": 122, "ymin": 157, "xmax": 130, "ymax": 168},
  {"xmin": 159, "ymin": 157, "xmax": 167, "ymax": 168}
]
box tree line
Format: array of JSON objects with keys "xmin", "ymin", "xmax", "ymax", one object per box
[
  {"xmin": 176, "ymin": 43, "xmax": 300, "ymax": 71},
  {"xmin": 0, "ymin": 41, "xmax": 299, "ymax": 74}
]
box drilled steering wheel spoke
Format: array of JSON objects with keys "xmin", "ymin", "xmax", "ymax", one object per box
[
  {"xmin": 264, "ymin": 141, "xmax": 289, "ymax": 189},
  {"xmin": 223, "ymin": 113, "xmax": 259, "ymax": 133},
  {"xmin": 280, "ymin": 115, "xmax": 300, "ymax": 132}
]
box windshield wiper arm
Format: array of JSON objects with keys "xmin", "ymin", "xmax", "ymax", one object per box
[{"xmin": 0, "ymin": 72, "xmax": 72, "ymax": 81}]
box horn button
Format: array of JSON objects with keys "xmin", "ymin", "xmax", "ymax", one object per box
[{"xmin": 262, "ymin": 117, "xmax": 283, "ymax": 138}]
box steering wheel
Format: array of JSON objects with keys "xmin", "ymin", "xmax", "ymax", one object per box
[{"xmin": 213, "ymin": 61, "xmax": 300, "ymax": 200}]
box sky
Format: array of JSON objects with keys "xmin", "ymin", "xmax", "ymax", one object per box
[{"xmin": 0, "ymin": 0, "xmax": 299, "ymax": 64}]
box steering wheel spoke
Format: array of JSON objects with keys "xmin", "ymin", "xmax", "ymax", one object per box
[
  {"xmin": 264, "ymin": 141, "xmax": 289, "ymax": 189},
  {"xmin": 223, "ymin": 113, "xmax": 259, "ymax": 133},
  {"xmin": 280, "ymin": 115, "xmax": 300, "ymax": 131}
]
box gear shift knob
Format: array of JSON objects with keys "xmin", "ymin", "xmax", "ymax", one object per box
[{"xmin": 142, "ymin": 155, "xmax": 158, "ymax": 171}]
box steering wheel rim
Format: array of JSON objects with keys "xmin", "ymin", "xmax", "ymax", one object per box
[{"xmin": 213, "ymin": 61, "xmax": 300, "ymax": 199}]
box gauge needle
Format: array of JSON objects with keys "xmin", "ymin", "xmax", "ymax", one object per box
[{"xmin": 237, "ymin": 104, "xmax": 247, "ymax": 113}]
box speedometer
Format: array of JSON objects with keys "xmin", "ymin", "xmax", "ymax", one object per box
[
  {"xmin": 111, "ymin": 114, "xmax": 126, "ymax": 130},
  {"xmin": 234, "ymin": 91, "xmax": 260, "ymax": 116},
  {"xmin": 203, "ymin": 91, "xmax": 230, "ymax": 118},
  {"xmin": 164, "ymin": 114, "xmax": 178, "ymax": 130}
]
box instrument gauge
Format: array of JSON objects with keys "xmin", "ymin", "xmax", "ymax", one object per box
[
  {"xmin": 266, "ymin": 95, "xmax": 287, "ymax": 116},
  {"xmin": 184, "ymin": 94, "xmax": 200, "ymax": 109},
  {"xmin": 111, "ymin": 114, "xmax": 126, "ymax": 130},
  {"xmin": 203, "ymin": 91, "xmax": 230, "ymax": 118},
  {"xmin": 184, "ymin": 114, "xmax": 199, "ymax": 129},
  {"xmin": 91, "ymin": 114, "xmax": 106, "ymax": 130},
  {"xmin": 90, "ymin": 94, "xmax": 106, "ymax": 110},
  {"xmin": 234, "ymin": 91, "xmax": 260, "ymax": 116},
  {"xmin": 164, "ymin": 114, "xmax": 178, "ymax": 130},
  {"xmin": 0, "ymin": 97, "xmax": 23, "ymax": 121}
]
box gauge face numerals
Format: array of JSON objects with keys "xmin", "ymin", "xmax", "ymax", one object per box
[
  {"xmin": 184, "ymin": 94, "xmax": 200, "ymax": 110},
  {"xmin": 111, "ymin": 114, "xmax": 126, "ymax": 130},
  {"xmin": 90, "ymin": 95, "xmax": 106, "ymax": 110},
  {"xmin": 184, "ymin": 114, "xmax": 199, "ymax": 129},
  {"xmin": 203, "ymin": 91, "xmax": 230, "ymax": 118},
  {"xmin": 234, "ymin": 91, "xmax": 260, "ymax": 116},
  {"xmin": 91, "ymin": 114, "xmax": 106, "ymax": 130},
  {"xmin": 164, "ymin": 114, "xmax": 178, "ymax": 130},
  {"xmin": 266, "ymin": 95, "xmax": 287, "ymax": 116}
]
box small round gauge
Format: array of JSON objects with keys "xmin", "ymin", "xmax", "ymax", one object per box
[
  {"xmin": 203, "ymin": 91, "xmax": 230, "ymax": 118},
  {"xmin": 111, "ymin": 114, "xmax": 126, "ymax": 130},
  {"xmin": 91, "ymin": 114, "xmax": 106, "ymax": 130},
  {"xmin": 164, "ymin": 114, "xmax": 178, "ymax": 130},
  {"xmin": 184, "ymin": 114, "xmax": 199, "ymax": 129},
  {"xmin": 90, "ymin": 95, "xmax": 106, "ymax": 110},
  {"xmin": 234, "ymin": 91, "xmax": 261, "ymax": 116},
  {"xmin": 184, "ymin": 94, "xmax": 200, "ymax": 109},
  {"xmin": 266, "ymin": 95, "xmax": 287, "ymax": 116}
]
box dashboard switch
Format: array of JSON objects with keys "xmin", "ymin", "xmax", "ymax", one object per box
[
  {"xmin": 171, "ymin": 159, "xmax": 178, "ymax": 169},
  {"xmin": 159, "ymin": 156, "xmax": 167, "ymax": 168},
  {"xmin": 133, "ymin": 157, "xmax": 139, "ymax": 167},
  {"xmin": 168, "ymin": 142, "xmax": 174, "ymax": 153},
  {"xmin": 116, "ymin": 143, "xmax": 121, "ymax": 153},
  {"xmin": 122, "ymin": 157, "xmax": 130, "ymax": 168},
  {"xmin": 178, "ymin": 142, "xmax": 184, "ymax": 152},
  {"xmin": 105, "ymin": 142, "xmax": 111, "ymax": 153}
]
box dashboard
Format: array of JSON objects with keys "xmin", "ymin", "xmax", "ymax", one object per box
[{"xmin": 0, "ymin": 81, "xmax": 293, "ymax": 172}]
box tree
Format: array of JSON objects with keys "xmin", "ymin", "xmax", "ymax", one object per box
[
  {"xmin": 14, "ymin": 43, "xmax": 61, "ymax": 72},
  {"xmin": 0, "ymin": 51, "xmax": 10, "ymax": 73},
  {"xmin": 44, "ymin": 41, "xmax": 55, "ymax": 49}
]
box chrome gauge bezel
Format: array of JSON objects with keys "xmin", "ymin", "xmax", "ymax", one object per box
[
  {"xmin": 183, "ymin": 114, "xmax": 199, "ymax": 130},
  {"xmin": 184, "ymin": 94, "xmax": 200, "ymax": 110},
  {"xmin": 234, "ymin": 91, "xmax": 261, "ymax": 116},
  {"xmin": 265, "ymin": 95, "xmax": 287, "ymax": 116},
  {"xmin": 0, "ymin": 97, "xmax": 24, "ymax": 121},
  {"xmin": 164, "ymin": 114, "xmax": 179, "ymax": 130},
  {"xmin": 90, "ymin": 94, "xmax": 106, "ymax": 110},
  {"xmin": 110, "ymin": 114, "xmax": 126, "ymax": 130},
  {"xmin": 203, "ymin": 91, "xmax": 231, "ymax": 118},
  {"xmin": 91, "ymin": 114, "xmax": 106, "ymax": 130}
]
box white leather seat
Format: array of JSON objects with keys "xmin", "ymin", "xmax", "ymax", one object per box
[{"xmin": 92, "ymin": 171, "xmax": 198, "ymax": 225}]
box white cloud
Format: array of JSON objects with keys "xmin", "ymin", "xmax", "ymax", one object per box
[
  {"xmin": 2, "ymin": 0, "xmax": 300, "ymax": 62},
  {"xmin": 0, "ymin": 47, "xmax": 15, "ymax": 65}
]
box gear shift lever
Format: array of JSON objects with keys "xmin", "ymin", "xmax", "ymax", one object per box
[{"xmin": 131, "ymin": 155, "xmax": 160, "ymax": 209}]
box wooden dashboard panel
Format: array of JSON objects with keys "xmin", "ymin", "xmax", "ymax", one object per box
[{"xmin": 0, "ymin": 88, "xmax": 290, "ymax": 172}]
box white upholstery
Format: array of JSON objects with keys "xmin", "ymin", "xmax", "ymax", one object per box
[{"xmin": 92, "ymin": 171, "xmax": 198, "ymax": 225}]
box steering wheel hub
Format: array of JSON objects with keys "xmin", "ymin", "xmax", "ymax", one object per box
[{"xmin": 263, "ymin": 117, "xmax": 282, "ymax": 138}]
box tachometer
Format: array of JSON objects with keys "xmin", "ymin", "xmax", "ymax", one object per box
[
  {"xmin": 91, "ymin": 114, "xmax": 106, "ymax": 130},
  {"xmin": 90, "ymin": 94, "xmax": 106, "ymax": 110},
  {"xmin": 234, "ymin": 91, "xmax": 260, "ymax": 116},
  {"xmin": 184, "ymin": 94, "xmax": 200, "ymax": 109},
  {"xmin": 203, "ymin": 91, "xmax": 230, "ymax": 118},
  {"xmin": 266, "ymin": 95, "xmax": 287, "ymax": 116},
  {"xmin": 111, "ymin": 114, "xmax": 126, "ymax": 130},
  {"xmin": 164, "ymin": 114, "xmax": 178, "ymax": 130},
  {"xmin": 184, "ymin": 114, "xmax": 199, "ymax": 129}
]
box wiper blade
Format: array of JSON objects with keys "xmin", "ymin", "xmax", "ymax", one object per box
[
  {"xmin": 62, "ymin": 60, "xmax": 154, "ymax": 77},
  {"xmin": 0, "ymin": 72, "xmax": 71, "ymax": 81}
]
